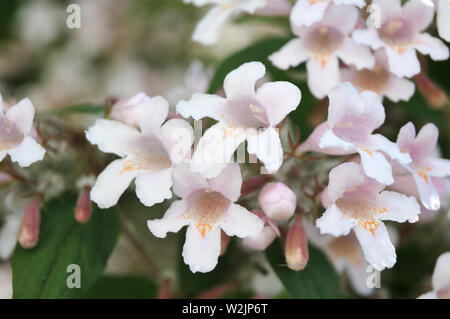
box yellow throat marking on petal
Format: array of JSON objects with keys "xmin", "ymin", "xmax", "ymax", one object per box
[
  {"xmin": 416, "ymin": 167, "xmax": 432, "ymax": 184},
  {"xmin": 357, "ymin": 218, "xmax": 379, "ymax": 236},
  {"xmin": 120, "ymin": 159, "xmax": 143, "ymax": 174},
  {"xmin": 337, "ymin": 200, "xmax": 387, "ymax": 236},
  {"xmin": 186, "ymin": 190, "xmax": 231, "ymax": 238},
  {"xmin": 361, "ymin": 148, "xmax": 373, "ymax": 156}
]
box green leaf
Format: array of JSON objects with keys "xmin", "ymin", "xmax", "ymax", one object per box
[
  {"xmin": 84, "ymin": 275, "xmax": 157, "ymax": 299},
  {"xmin": 265, "ymin": 238, "xmax": 342, "ymax": 299},
  {"xmin": 38, "ymin": 104, "xmax": 105, "ymax": 116},
  {"xmin": 207, "ymin": 37, "xmax": 291, "ymax": 94},
  {"xmin": 12, "ymin": 193, "xmax": 120, "ymax": 299}
]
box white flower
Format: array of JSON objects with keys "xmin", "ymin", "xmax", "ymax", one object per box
[
  {"xmin": 147, "ymin": 163, "xmax": 264, "ymax": 273},
  {"xmin": 0, "ymin": 96, "xmax": 45, "ymax": 167},
  {"xmin": 270, "ymin": 4, "xmax": 374, "ymax": 98},
  {"xmin": 177, "ymin": 61, "xmax": 301, "ymax": 178},
  {"xmin": 352, "ymin": 0, "xmax": 449, "ymax": 78},
  {"xmin": 435, "ymin": 0, "xmax": 450, "ymax": 42},
  {"xmin": 185, "ymin": 0, "xmax": 267, "ymax": 45},
  {"xmin": 86, "ymin": 93, "xmax": 193, "ymax": 208},
  {"xmin": 395, "ymin": 122, "xmax": 450, "ymax": 211},
  {"xmin": 341, "ymin": 50, "xmax": 415, "ymax": 102},
  {"xmin": 316, "ymin": 162, "xmax": 421, "ymax": 271},
  {"xmin": 418, "ymin": 252, "xmax": 450, "ymax": 299},
  {"xmin": 290, "ymin": 0, "xmax": 366, "ymax": 27},
  {"xmin": 317, "ymin": 82, "xmax": 411, "ymax": 185}
]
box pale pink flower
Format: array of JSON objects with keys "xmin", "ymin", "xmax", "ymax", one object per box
[
  {"xmin": 109, "ymin": 92, "xmax": 151, "ymax": 128},
  {"xmin": 315, "ymin": 82, "xmax": 410, "ymax": 185},
  {"xmin": 185, "ymin": 0, "xmax": 267, "ymax": 45},
  {"xmin": 341, "ymin": 50, "xmax": 415, "ymax": 102},
  {"xmin": 242, "ymin": 210, "xmax": 279, "ymax": 250},
  {"xmin": 177, "ymin": 62, "xmax": 301, "ymax": 178},
  {"xmin": 0, "ymin": 96, "xmax": 45, "ymax": 167},
  {"xmin": 269, "ymin": 4, "xmax": 374, "ymax": 98},
  {"xmin": 432, "ymin": 0, "xmax": 450, "ymax": 42},
  {"xmin": 418, "ymin": 252, "xmax": 450, "ymax": 299},
  {"xmin": 290, "ymin": 0, "xmax": 366, "ymax": 27},
  {"xmin": 394, "ymin": 122, "xmax": 450, "ymax": 211},
  {"xmin": 147, "ymin": 163, "xmax": 264, "ymax": 273},
  {"xmin": 316, "ymin": 162, "xmax": 420, "ymax": 271},
  {"xmin": 258, "ymin": 182, "xmax": 297, "ymax": 220},
  {"xmin": 86, "ymin": 94, "xmax": 193, "ymax": 208},
  {"xmin": 352, "ymin": 0, "xmax": 449, "ymax": 78},
  {"xmin": 256, "ymin": 0, "xmax": 292, "ymax": 16}
]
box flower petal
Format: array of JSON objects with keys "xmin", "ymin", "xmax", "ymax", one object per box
[
  {"xmin": 176, "ymin": 93, "xmax": 227, "ymax": 122},
  {"xmin": 346, "ymin": 262, "xmax": 374, "ymax": 296},
  {"xmin": 133, "ymin": 95, "xmax": 169, "ymax": 134},
  {"xmin": 352, "ymin": 29, "xmax": 385, "ymax": 50},
  {"xmin": 376, "ymin": 190, "xmax": 421, "ymax": 222},
  {"xmin": 224, "ymin": 61, "xmax": 266, "ymax": 99},
  {"xmin": 410, "ymin": 169, "xmax": 441, "ymax": 211},
  {"xmin": 85, "ymin": 119, "xmax": 140, "ymax": 157},
  {"xmin": 183, "ymin": 225, "xmax": 221, "ymax": 273},
  {"xmin": 207, "ymin": 163, "xmax": 242, "ymax": 202},
  {"xmin": 147, "ymin": 199, "xmax": 189, "ymax": 238},
  {"xmin": 220, "ymin": 203, "xmax": 264, "ymax": 238},
  {"xmin": 8, "ymin": 136, "xmax": 45, "ymax": 167},
  {"xmin": 372, "ymin": 0, "xmax": 402, "ymax": 24},
  {"xmin": 269, "ymin": 39, "xmax": 311, "ymax": 70},
  {"xmin": 327, "ymin": 162, "xmax": 366, "ymax": 202},
  {"xmin": 322, "ymin": 4, "xmax": 358, "ymax": 35},
  {"xmin": 337, "ymin": 38, "xmax": 375, "ymax": 70},
  {"xmin": 334, "ymin": 0, "xmax": 365, "ymax": 7},
  {"xmin": 396, "ymin": 122, "xmax": 416, "ymax": 149},
  {"xmin": 135, "ymin": 168, "xmax": 173, "ymax": 207},
  {"xmin": 357, "ymin": 148, "xmax": 394, "ymax": 185},
  {"xmin": 172, "ymin": 163, "xmax": 208, "ymax": 198},
  {"xmin": 385, "ymin": 47, "xmax": 421, "ymax": 78},
  {"xmin": 403, "ymin": 0, "xmax": 434, "ymax": 32},
  {"xmin": 246, "ymin": 127, "xmax": 284, "ymax": 173},
  {"xmin": 190, "ymin": 122, "xmax": 246, "ymax": 178},
  {"xmin": 437, "ymin": 0, "xmax": 450, "ymax": 42},
  {"xmin": 319, "ymin": 129, "xmax": 355, "ymax": 152},
  {"xmin": 354, "ymin": 221, "xmax": 396, "ymax": 271},
  {"xmin": 5, "ymin": 98, "xmax": 35, "ymax": 135},
  {"xmin": 432, "ymin": 252, "xmax": 450, "ymax": 292},
  {"xmin": 159, "ymin": 119, "xmax": 194, "ymax": 164},
  {"xmin": 426, "ymin": 158, "xmax": 450, "ymax": 178},
  {"xmin": 414, "ymin": 33, "xmax": 450, "ymax": 61},
  {"xmin": 90, "ymin": 158, "xmax": 139, "ymax": 209},
  {"xmin": 369, "ymin": 134, "xmax": 412, "ymax": 164},
  {"xmin": 316, "ymin": 204, "xmax": 355, "ymax": 237},
  {"xmin": 384, "ymin": 76, "xmax": 415, "ymax": 102},
  {"xmin": 192, "ymin": 6, "xmax": 234, "ymax": 45},
  {"xmin": 256, "ymin": 81, "xmax": 302, "ymax": 126},
  {"xmin": 306, "ymin": 55, "xmax": 340, "ymax": 99},
  {"xmin": 290, "ymin": 0, "xmax": 329, "ymax": 27},
  {"xmin": 242, "ymin": 225, "xmax": 278, "ymax": 250}
]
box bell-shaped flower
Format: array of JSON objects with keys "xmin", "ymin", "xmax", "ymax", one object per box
[
  {"xmin": 0, "ymin": 96, "xmax": 45, "ymax": 167},
  {"xmin": 86, "ymin": 93, "xmax": 194, "ymax": 209},
  {"xmin": 352, "ymin": 0, "xmax": 449, "ymax": 78},
  {"xmin": 290, "ymin": 0, "xmax": 365, "ymax": 27},
  {"xmin": 418, "ymin": 252, "xmax": 450, "ymax": 299},
  {"xmin": 147, "ymin": 163, "xmax": 264, "ymax": 273},
  {"xmin": 177, "ymin": 61, "xmax": 301, "ymax": 178},
  {"xmin": 242, "ymin": 210, "xmax": 279, "ymax": 250},
  {"xmin": 269, "ymin": 4, "xmax": 374, "ymax": 98},
  {"xmin": 185, "ymin": 0, "xmax": 267, "ymax": 45},
  {"xmin": 435, "ymin": 0, "xmax": 450, "ymax": 42},
  {"xmin": 318, "ymin": 82, "xmax": 410, "ymax": 185},
  {"xmin": 394, "ymin": 122, "xmax": 450, "ymax": 211},
  {"xmin": 316, "ymin": 162, "xmax": 421, "ymax": 271},
  {"xmin": 341, "ymin": 50, "xmax": 415, "ymax": 102}
]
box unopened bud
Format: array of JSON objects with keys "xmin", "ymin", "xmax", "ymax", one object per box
[
  {"xmin": 243, "ymin": 210, "xmax": 279, "ymax": 251},
  {"xmin": 414, "ymin": 73, "xmax": 448, "ymax": 109},
  {"xmin": 285, "ymin": 215, "xmax": 309, "ymax": 271},
  {"xmin": 18, "ymin": 197, "xmax": 41, "ymax": 249},
  {"xmin": 220, "ymin": 231, "xmax": 230, "ymax": 256},
  {"xmin": 75, "ymin": 186, "xmax": 92, "ymax": 223},
  {"xmin": 258, "ymin": 182, "xmax": 296, "ymax": 220},
  {"xmin": 157, "ymin": 278, "xmax": 172, "ymax": 299}
]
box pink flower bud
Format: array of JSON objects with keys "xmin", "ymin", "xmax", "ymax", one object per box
[
  {"xmin": 18, "ymin": 197, "xmax": 41, "ymax": 249},
  {"xmin": 258, "ymin": 182, "xmax": 296, "ymax": 220},
  {"xmin": 414, "ymin": 73, "xmax": 448, "ymax": 109},
  {"xmin": 285, "ymin": 215, "xmax": 309, "ymax": 271},
  {"xmin": 243, "ymin": 210, "xmax": 279, "ymax": 251},
  {"xmin": 75, "ymin": 186, "xmax": 92, "ymax": 223}
]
